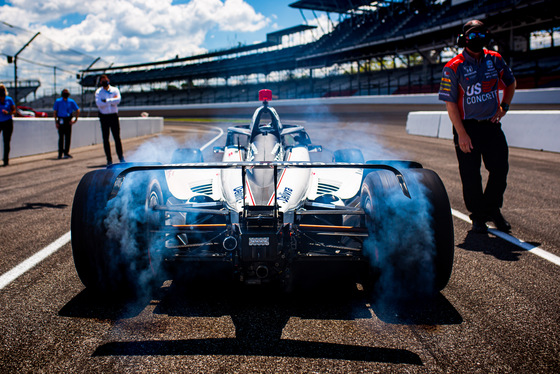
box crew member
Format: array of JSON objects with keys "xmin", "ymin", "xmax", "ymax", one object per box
[
  {"xmin": 439, "ymin": 20, "xmax": 516, "ymax": 233},
  {"xmin": 0, "ymin": 84, "xmax": 16, "ymax": 167},
  {"xmin": 53, "ymin": 88, "xmax": 80, "ymax": 159},
  {"xmin": 95, "ymin": 75, "xmax": 125, "ymax": 165}
]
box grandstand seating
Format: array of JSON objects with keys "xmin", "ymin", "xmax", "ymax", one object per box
[{"xmin": 27, "ymin": 0, "xmax": 559, "ymax": 109}]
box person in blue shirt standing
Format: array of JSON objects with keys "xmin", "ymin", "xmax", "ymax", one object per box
[
  {"xmin": 0, "ymin": 84, "xmax": 16, "ymax": 167},
  {"xmin": 53, "ymin": 89, "xmax": 80, "ymax": 159}
]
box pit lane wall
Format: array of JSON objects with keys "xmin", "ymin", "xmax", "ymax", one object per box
[
  {"xmin": 402, "ymin": 88, "xmax": 560, "ymax": 153},
  {"xmin": 4, "ymin": 117, "xmax": 163, "ymax": 159},
  {"xmin": 406, "ymin": 111, "xmax": 560, "ymax": 153}
]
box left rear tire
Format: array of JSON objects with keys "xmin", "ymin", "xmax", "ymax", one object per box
[{"xmin": 71, "ymin": 169, "xmax": 168, "ymax": 298}]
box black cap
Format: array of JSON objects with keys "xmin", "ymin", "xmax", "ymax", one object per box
[{"xmin": 463, "ymin": 20, "xmax": 487, "ymax": 34}]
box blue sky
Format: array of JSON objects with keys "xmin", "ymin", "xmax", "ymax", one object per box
[{"xmin": 191, "ymin": 0, "xmax": 305, "ymax": 50}]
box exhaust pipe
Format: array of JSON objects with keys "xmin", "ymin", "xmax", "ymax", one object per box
[
  {"xmin": 255, "ymin": 265, "xmax": 269, "ymax": 279},
  {"xmin": 223, "ymin": 236, "xmax": 237, "ymax": 251}
]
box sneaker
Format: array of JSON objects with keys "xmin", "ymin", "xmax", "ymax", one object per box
[
  {"xmin": 58, "ymin": 155, "xmax": 62, "ymax": 160},
  {"xmin": 489, "ymin": 210, "xmax": 511, "ymax": 233},
  {"xmin": 107, "ymin": 160, "xmax": 113, "ymax": 166},
  {"xmin": 119, "ymin": 158, "xmax": 126, "ymax": 163},
  {"xmin": 471, "ymin": 218, "xmax": 488, "ymax": 233},
  {"xmin": 64, "ymin": 154, "xmax": 73, "ymax": 159}
]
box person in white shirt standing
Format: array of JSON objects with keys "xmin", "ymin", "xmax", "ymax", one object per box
[{"xmin": 95, "ymin": 75, "xmax": 125, "ymax": 165}]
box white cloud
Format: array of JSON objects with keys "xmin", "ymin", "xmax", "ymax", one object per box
[
  {"xmin": 0, "ymin": 0, "xmax": 271, "ymax": 97},
  {"xmin": 215, "ymin": 0, "xmax": 268, "ymax": 32}
]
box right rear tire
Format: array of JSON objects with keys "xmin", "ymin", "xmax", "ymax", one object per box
[{"xmin": 360, "ymin": 168, "xmax": 454, "ymax": 298}]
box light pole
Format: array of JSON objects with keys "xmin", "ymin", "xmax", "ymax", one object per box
[
  {"xmin": 80, "ymin": 57, "xmax": 101, "ymax": 116},
  {"xmin": 13, "ymin": 32, "xmax": 40, "ymax": 104}
]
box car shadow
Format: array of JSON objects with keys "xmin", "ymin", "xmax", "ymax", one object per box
[
  {"xmin": 0, "ymin": 202, "xmax": 68, "ymax": 213},
  {"xmin": 458, "ymin": 230, "xmax": 534, "ymax": 261},
  {"xmin": 60, "ymin": 279, "xmax": 462, "ymax": 364}
]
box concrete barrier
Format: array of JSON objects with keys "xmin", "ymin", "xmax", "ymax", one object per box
[
  {"xmin": 20, "ymin": 87, "xmax": 560, "ymax": 156},
  {"xmin": 406, "ymin": 111, "xmax": 560, "ymax": 153},
  {"xmin": 3, "ymin": 117, "xmax": 163, "ymax": 159}
]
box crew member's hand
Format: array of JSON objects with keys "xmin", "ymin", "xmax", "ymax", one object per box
[
  {"xmin": 457, "ymin": 132, "xmax": 473, "ymax": 153},
  {"xmin": 491, "ymin": 106, "xmax": 507, "ymax": 123},
  {"xmin": 2, "ymin": 109, "xmax": 7, "ymax": 114}
]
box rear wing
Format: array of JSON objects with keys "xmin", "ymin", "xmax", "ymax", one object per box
[{"xmin": 108, "ymin": 161, "xmax": 422, "ymax": 201}]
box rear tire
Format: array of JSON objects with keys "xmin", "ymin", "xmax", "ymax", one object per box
[
  {"xmin": 171, "ymin": 148, "xmax": 203, "ymax": 163},
  {"xmin": 333, "ymin": 148, "xmax": 364, "ymax": 163},
  {"xmin": 71, "ymin": 169, "xmax": 168, "ymax": 297},
  {"xmin": 361, "ymin": 168, "xmax": 453, "ymax": 298}
]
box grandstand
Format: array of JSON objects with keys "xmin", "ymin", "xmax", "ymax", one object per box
[
  {"xmin": 5, "ymin": 80, "xmax": 41, "ymax": 101},
  {"xmin": 48, "ymin": 0, "xmax": 560, "ymax": 108}
]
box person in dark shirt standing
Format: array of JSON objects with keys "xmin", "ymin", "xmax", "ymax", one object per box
[
  {"xmin": 53, "ymin": 89, "xmax": 80, "ymax": 159},
  {"xmin": 0, "ymin": 84, "xmax": 16, "ymax": 167},
  {"xmin": 95, "ymin": 75, "xmax": 125, "ymax": 166},
  {"xmin": 439, "ymin": 20, "xmax": 516, "ymax": 233}
]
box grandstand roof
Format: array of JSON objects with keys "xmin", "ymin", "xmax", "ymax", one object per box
[
  {"xmin": 289, "ymin": 0, "xmax": 405, "ymax": 13},
  {"xmin": 84, "ymin": 25, "xmax": 316, "ymax": 73},
  {"xmin": 266, "ymin": 24, "xmax": 316, "ymax": 44}
]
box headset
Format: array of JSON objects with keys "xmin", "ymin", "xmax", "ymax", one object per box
[{"xmin": 457, "ymin": 33, "xmax": 468, "ymax": 48}]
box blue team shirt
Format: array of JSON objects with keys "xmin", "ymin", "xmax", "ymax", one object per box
[
  {"xmin": 53, "ymin": 97, "xmax": 79, "ymax": 117},
  {"xmin": 0, "ymin": 96, "xmax": 15, "ymax": 122},
  {"xmin": 439, "ymin": 49, "xmax": 515, "ymax": 120}
]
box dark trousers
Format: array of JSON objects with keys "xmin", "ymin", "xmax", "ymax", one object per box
[
  {"xmin": 454, "ymin": 119, "xmax": 509, "ymax": 220},
  {"xmin": 99, "ymin": 113, "xmax": 124, "ymax": 163},
  {"xmin": 57, "ymin": 118, "xmax": 72, "ymax": 156},
  {"xmin": 1, "ymin": 118, "xmax": 13, "ymax": 164}
]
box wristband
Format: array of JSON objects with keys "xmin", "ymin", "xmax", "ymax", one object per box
[{"xmin": 500, "ymin": 103, "xmax": 509, "ymax": 112}]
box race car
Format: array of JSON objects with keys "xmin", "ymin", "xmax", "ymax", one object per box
[
  {"xmin": 16, "ymin": 105, "xmax": 48, "ymax": 117},
  {"xmin": 71, "ymin": 90, "xmax": 454, "ymax": 297}
]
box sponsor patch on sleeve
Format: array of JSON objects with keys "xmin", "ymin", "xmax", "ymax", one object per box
[{"xmin": 439, "ymin": 78, "xmax": 451, "ymax": 92}]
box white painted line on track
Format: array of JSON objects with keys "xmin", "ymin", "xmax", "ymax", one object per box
[
  {"xmin": 200, "ymin": 126, "xmax": 224, "ymax": 151},
  {"xmin": 0, "ymin": 231, "xmax": 71, "ymax": 290},
  {"xmin": 451, "ymin": 209, "xmax": 560, "ymax": 267},
  {"xmin": 0, "ymin": 126, "xmax": 225, "ymax": 291}
]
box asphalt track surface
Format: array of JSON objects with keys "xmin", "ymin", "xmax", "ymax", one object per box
[{"xmin": 0, "ymin": 112, "xmax": 559, "ymax": 373}]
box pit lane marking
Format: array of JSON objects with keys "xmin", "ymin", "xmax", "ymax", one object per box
[
  {"xmin": 0, "ymin": 231, "xmax": 71, "ymax": 290},
  {"xmin": 199, "ymin": 126, "xmax": 224, "ymax": 151},
  {"xmin": 0, "ymin": 126, "xmax": 226, "ymax": 291},
  {"xmin": 451, "ymin": 209, "xmax": 560, "ymax": 266}
]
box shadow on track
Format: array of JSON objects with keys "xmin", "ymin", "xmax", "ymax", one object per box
[
  {"xmin": 0, "ymin": 202, "xmax": 68, "ymax": 213},
  {"xmin": 60, "ymin": 279, "xmax": 462, "ymax": 364},
  {"xmin": 458, "ymin": 231, "xmax": 538, "ymax": 262}
]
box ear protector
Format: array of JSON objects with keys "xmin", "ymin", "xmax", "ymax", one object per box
[{"xmin": 457, "ymin": 33, "xmax": 467, "ymax": 48}]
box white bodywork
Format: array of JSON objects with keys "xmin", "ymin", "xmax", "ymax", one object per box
[{"xmin": 165, "ymin": 103, "xmax": 362, "ymax": 212}]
